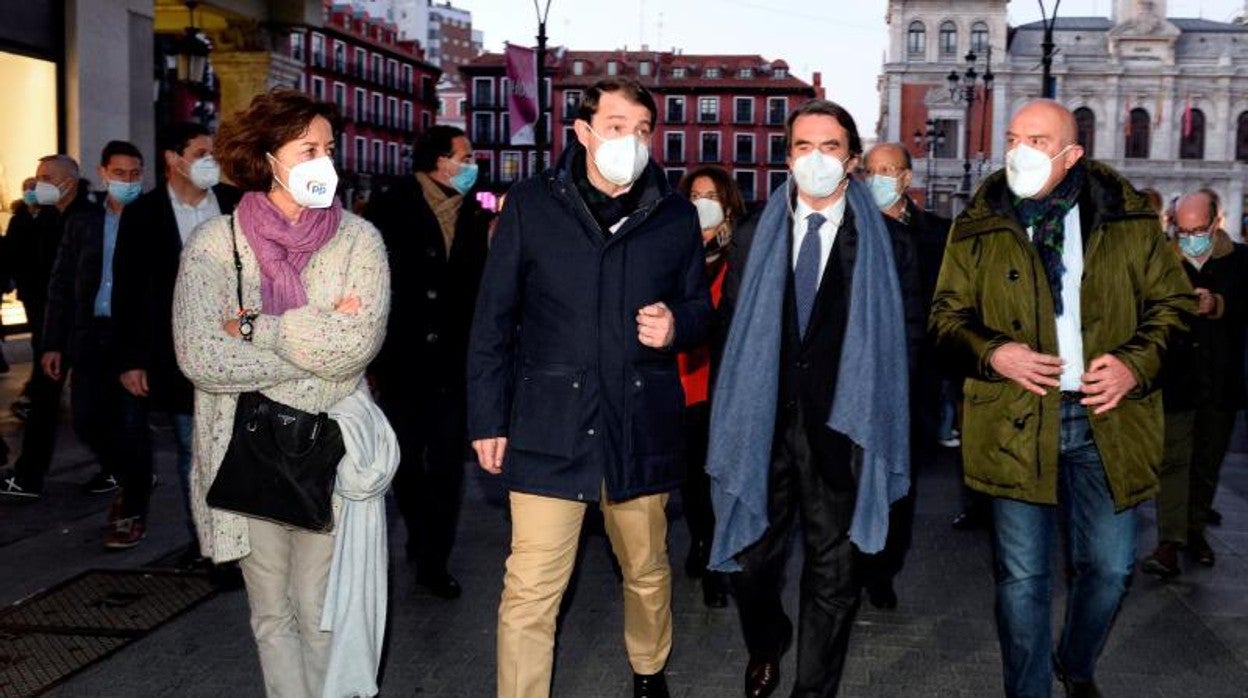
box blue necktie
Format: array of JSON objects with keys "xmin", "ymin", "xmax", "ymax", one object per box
[{"xmin": 794, "ymin": 212, "xmax": 825, "ymax": 338}]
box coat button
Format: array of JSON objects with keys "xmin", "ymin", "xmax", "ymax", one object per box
[
  {"xmin": 634, "ymin": 379, "xmax": 643, "ymax": 387},
  {"xmin": 426, "ymin": 289, "xmax": 438, "ymax": 300},
  {"xmin": 572, "ymin": 381, "xmax": 580, "ymax": 389},
  {"xmin": 795, "ymin": 360, "xmax": 809, "ymax": 370},
  {"xmin": 587, "ymin": 428, "xmax": 596, "ymax": 436},
  {"xmin": 1012, "ymin": 320, "xmax": 1022, "ymax": 331},
  {"xmin": 425, "ymin": 332, "xmax": 439, "ymax": 343},
  {"xmin": 1007, "ymin": 269, "xmax": 1020, "ymax": 281},
  {"xmin": 1013, "ymin": 417, "xmax": 1026, "ymax": 429},
  {"xmin": 426, "ymin": 247, "xmax": 438, "ymax": 257}
]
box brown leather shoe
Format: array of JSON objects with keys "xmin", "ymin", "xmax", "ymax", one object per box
[{"xmin": 744, "ymin": 656, "xmax": 781, "ymax": 698}]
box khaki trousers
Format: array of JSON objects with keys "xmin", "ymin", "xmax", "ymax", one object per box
[
  {"xmin": 497, "ymin": 488, "xmax": 672, "ymax": 698},
  {"xmin": 240, "ymin": 518, "xmax": 335, "ymax": 698}
]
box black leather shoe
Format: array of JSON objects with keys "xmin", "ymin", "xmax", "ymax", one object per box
[
  {"xmin": 416, "ymin": 570, "xmax": 462, "ymax": 599},
  {"xmin": 867, "ymin": 579, "xmax": 898, "ymax": 610},
  {"xmin": 702, "ymin": 571, "xmax": 729, "ymax": 608},
  {"xmin": 745, "ymin": 620, "xmax": 791, "ymax": 698},
  {"xmin": 633, "ymin": 671, "xmax": 669, "ymax": 698},
  {"xmin": 745, "ymin": 656, "xmax": 781, "ymax": 698}
]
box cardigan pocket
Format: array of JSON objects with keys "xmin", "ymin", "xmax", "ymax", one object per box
[{"xmin": 509, "ymin": 364, "xmax": 585, "ymax": 459}]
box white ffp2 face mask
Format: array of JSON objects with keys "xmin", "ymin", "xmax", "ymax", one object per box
[
  {"xmin": 34, "ymin": 181, "xmax": 63, "ymax": 205},
  {"xmin": 1006, "ymin": 144, "xmax": 1071, "ymax": 199},
  {"xmin": 187, "ymin": 156, "xmax": 221, "ymax": 190},
  {"xmin": 693, "ymin": 198, "xmax": 724, "ymax": 230},
  {"xmin": 588, "ymin": 127, "xmax": 649, "ymax": 187},
  {"xmin": 791, "ymin": 151, "xmax": 848, "ymax": 199},
  {"xmin": 270, "ymin": 154, "xmax": 338, "ymax": 209}
]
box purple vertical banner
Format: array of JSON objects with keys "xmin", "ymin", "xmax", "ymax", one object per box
[{"xmin": 505, "ymin": 43, "xmax": 538, "ymax": 145}]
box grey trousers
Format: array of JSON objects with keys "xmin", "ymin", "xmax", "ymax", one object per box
[{"xmin": 240, "ymin": 518, "xmax": 335, "ymax": 698}]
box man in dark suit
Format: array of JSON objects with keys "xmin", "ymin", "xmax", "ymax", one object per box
[
  {"xmin": 856, "ymin": 142, "xmax": 954, "ymax": 608},
  {"xmin": 0, "ymin": 155, "xmax": 96, "ymax": 499},
  {"xmin": 41, "ymin": 141, "xmax": 150, "ymax": 548},
  {"xmin": 712, "ymin": 101, "xmax": 920, "ymax": 698},
  {"xmin": 364, "ymin": 125, "xmax": 492, "ymax": 599},
  {"xmin": 112, "ymin": 124, "xmax": 240, "ymax": 555}
]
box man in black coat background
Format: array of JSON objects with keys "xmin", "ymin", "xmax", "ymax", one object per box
[
  {"xmin": 365, "ymin": 125, "xmax": 492, "ymax": 599},
  {"xmin": 0, "ymin": 154, "xmax": 100, "ymax": 500},
  {"xmin": 112, "ymin": 123, "xmax": 241, "ymax": 562}
]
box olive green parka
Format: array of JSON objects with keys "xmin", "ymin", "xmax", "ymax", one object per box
[{"xmin": 929, "ymin": 160, "xmax": 1196, "ymax": 508}]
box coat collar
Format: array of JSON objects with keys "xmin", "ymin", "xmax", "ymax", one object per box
[{"xmin": 952, "ymin": 159, "xmax": 1157, "ymax": 242}]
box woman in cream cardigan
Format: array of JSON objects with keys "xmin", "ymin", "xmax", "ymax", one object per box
[{"xmin": 173, "ymin": 88, "xmax": 389, "ymax": 697}]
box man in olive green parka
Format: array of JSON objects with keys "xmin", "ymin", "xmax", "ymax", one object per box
[{"xmin": 929, "ymin": 99, "xmax": 1195, "ymax": 698}]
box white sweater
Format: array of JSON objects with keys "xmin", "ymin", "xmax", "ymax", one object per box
[{"xmin": 173, "ymin": 210, "xmax": 391, "ymax": 562}]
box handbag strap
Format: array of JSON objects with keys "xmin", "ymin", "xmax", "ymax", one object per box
[{"xmin": 230, "ymin": 215, "xmax": 245, "ymax": 313}]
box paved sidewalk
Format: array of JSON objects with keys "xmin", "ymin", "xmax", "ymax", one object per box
[{"xmin": 1, "ymin": 339, "xmax": 1246, "ymax": 696}]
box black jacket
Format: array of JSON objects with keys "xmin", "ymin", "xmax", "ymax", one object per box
[
  {"xmin": 6, "ymin": 184, "xmax": 96, "ymax": 336},
  {"xmin": 364, "ymin": 175, "xmax": 491, "ymax": 402},
  {"xmin": 467, "ymin": 144, "xmax": 713, "ymax": 502},
  {"xmin": 1159, "ymin": 235, "xmax": 1248, "ymax": 412},
  {"xmin": 112, "ymin": 184, "xmax": 241, "ymax": 412}
]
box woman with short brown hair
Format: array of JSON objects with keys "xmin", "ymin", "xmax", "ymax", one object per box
[{"xmin": 173, "ymin": 88, "xmax": 390, "ymax": 697}]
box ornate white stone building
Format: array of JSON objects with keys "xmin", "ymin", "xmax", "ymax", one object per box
[{"xmin": 879, "ymin": 0, "xmax": 1248, "ymax": 236}]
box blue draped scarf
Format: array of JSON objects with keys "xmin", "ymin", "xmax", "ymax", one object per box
[{"xmin": 706, "ymin": 178, "xmax": 911, "ymax": 572}]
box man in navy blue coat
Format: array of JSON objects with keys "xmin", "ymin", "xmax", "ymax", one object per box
[{"xmin": 467, "ymin": 77, "xmax": 712, "ymax": 698}]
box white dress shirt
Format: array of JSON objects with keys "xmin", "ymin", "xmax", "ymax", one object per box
[
  {"xmin": 169, "ymin": 185, "xmax": 221, "ymax": 244},
  {"xmin": 791, "ymin": 194, "xmax": 848, "ymax": 286},
  {"xmin": 1029, "ymin": 205, "xmax": 1085, "ymax": 391}
]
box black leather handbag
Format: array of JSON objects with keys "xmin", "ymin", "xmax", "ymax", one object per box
[
  {"xmin": 206, "ymin": 391, "xmax": 345, "ymax": 532},
  {"xmin": 204, "ymin": 218, "xmax": 345, "ymax": 532}
]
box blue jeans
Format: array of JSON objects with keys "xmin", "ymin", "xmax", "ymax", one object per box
[
  {"xmin": 172, "ymin": 413, "xmax": 196, "ymax": 542},
  {"xmin": 991, "ymin": 401, "xmax": 1136, "ymax": 698}
]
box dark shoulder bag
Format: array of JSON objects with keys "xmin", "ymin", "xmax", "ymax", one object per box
[{"xmin": 204, "ymin": 218, "xmax": 345, "ymax": 533}]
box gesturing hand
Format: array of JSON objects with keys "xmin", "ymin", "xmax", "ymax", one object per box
[
  {"xmin": 1080, "ymin": 354, "xmax": 1137, "ymax": 415},
  {"xmin": 988, "ymin": 342, "xmax": 1064, "ymax": 396},
  {"xmin": 636, "ymin": 302, "xmax": 675, "ymax": 348}
]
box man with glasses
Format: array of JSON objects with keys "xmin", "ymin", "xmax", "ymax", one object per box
[
  {"xmin": 468, "ymin": 77, "xmax": 712, "ymax": 698},
  {"xmin": 1142, "ymin": 188, "xmax": 1248, "ymax": 578}
]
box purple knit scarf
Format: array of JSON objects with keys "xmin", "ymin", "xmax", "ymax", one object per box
[{"xmin": 236, "ymin": 191, "xmax": 343, "ymax": 314}]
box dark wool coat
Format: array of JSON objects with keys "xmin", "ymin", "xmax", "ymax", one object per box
[{"xmin": 467, "ymin": 144, "xmax": 713, "ymax": 502}]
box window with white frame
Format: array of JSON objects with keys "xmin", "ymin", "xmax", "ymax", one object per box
[
  {"xmin": 767, "ymin": 97, "xmax": 787, "ymax": 125},
  {"xmin": 403, "ymin": 101, "xmax": 413, "ymax": 131},
  {"xmin": 311, "ymin": 76, "xmax": 325, "ymax": 102},
  {"xmin": 387, "ymin": 143, "xmax": 398, "ymax": 174},
  {"xmin": 699, "ymin": 97, "xmax": 719, "ymax": 123},
  {"xmin": 311, "ymin": 33, "xmax": 324, "ymax": 66},
  {"xmin": 372, "ymin": 140, "xmax": 383, "ymax": 174},
  {"xmin": 735, "ymin": 169, "xmax": 757, "ymax": 201},
  {"xmin": 473, "ymin": 77, "xmax": 494, "ymax": 108},
  {"xmin": 735, "ymin": 133, "xmax": 755, "ymax": 164},
  {"xmin": 333, "ymin": 83, "xmax": 345, "ymax": 111},
  {"xmin": 665, "ymin": 132, "xmax": 684, "ymax": 163},
  {"xmin": 768, "ymin": 133, "xmax": 786, "ymax": 163},
  {"xmin": 701, "ymin": 132, "xmax": 721, "ymax": 162},
  {"xmin": 355, "ymin": 137, "xmax": 367, "ymax": 172},
  {"xmin": 734, "ymin": 97, "xmax": 754, "ymax": 124},
  {"xmin": 372, "ymin": 93, "xmax": 382, "ymax": 124},
  {"xmin": 500, "ymin": 151, "xmax": 522, "ymax": 182},
  {"xmin": 768, "ymin": 170, "xmax": 788, "ymax": 196},
  {"xmin": 354, "ymin": 88, "xmax": 365, "ymax": 121},
  {"xmin": 473, "ymin": 112, "xmax": 494, "ymax": 144},
  {"xmin": 387, "ymin": 97, "xmax": 398, "ymax": 128},
  {"xmin": 666, "ymin": 96, "xmax": 685, "ymax": 123},
  {"xmin": 290, "ymin": 33, "xmax": 304, "ymax": 61}
]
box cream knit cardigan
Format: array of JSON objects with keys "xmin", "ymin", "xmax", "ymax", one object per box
[{"xmin": 172, "ymin": 210, "xmax": 391, "ymax": 563}]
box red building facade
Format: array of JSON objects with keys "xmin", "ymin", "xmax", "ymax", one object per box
[
  {"xmin": 287, "ymin": 3, "xmax": 440, "ymax": 189},
  {"xmin": 461, "ymin": 50, "xmax": 821, "ymax": 201}
]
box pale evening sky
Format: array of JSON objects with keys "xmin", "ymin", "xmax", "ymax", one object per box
[{"xmin": 457, "ymin": 0, "xmax": 1245, "ymax": 134}]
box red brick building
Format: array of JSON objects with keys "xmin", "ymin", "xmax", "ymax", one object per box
[
  {"xmin": 460, "ymin": 49, "xmax": 821, "ymax": 201},
  {"xmin": 287, "ymin": 3, "xmax": 440, "ymax": 190}
]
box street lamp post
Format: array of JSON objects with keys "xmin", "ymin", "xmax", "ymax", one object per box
[
  {"xmin": 912, "ymin": 119, "xmax": 945, "ymax": 208},
  {"xmin": 947, "ymin": 49, "xmax": 994, "ymax": 198},
  {"xmin": 533, "ymin": 0, "xmax": 553, "ymax": 173}
]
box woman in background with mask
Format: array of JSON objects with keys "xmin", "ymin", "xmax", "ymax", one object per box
[
  {"xmin": 676, "ymin": 165, "xmax": 744, "ymax": 608},
  {"xmin": 173, "ymin": 88, "xmax": 390, "ymax": 697}
]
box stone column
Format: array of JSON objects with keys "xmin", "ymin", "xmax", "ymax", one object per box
[{"xmin": 210, "ymin": 19, "xmax": 303, "ymax": 120}]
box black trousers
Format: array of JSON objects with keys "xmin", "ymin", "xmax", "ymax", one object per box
[
  {"xmin": 13, "ymin": 302, "xmax": 64, "ymax": 488},
  {"xmin": 681, "ymin": 401, "xmax": 715, "ymax": 549},
  {"xmin": 383, "ymin": 391, "xmax": 467, "ymax": 574},
  {"xmin": 731, "ymin": 404, "xmax": 860, "ymax": 697},
  {"xmin": 71, "ymin": 321, "xmax": 152, "ymax": 516}
]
